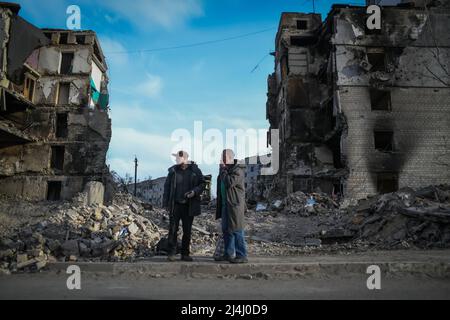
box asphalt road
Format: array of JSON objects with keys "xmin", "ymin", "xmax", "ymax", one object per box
[{"xmin": 1, "ymin": 273, "xmax": 449, "ymax": 300}]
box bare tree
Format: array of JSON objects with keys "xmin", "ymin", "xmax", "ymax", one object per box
[
  {"xmin": 423, "ymin": 3, "xmax": 450, "ymax": 87},
  {"xmin": 110, "ymin": 171, "xmax": 133, "ymax": 193}
]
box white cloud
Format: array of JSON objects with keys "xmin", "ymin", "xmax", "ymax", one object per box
[
  {"xmin": 108, "ymin": 127, "xmax": 175, "ymax": 178},
  {"xmin": 136, "ymin": 74, "xmax": 163, "ymax": 98},
  {"xmin": 98, "ymin": 36, "xmax": 128, "ymax": 66},
  {"xmin": 107, "ymin": 126, "xmax": 221, "ymax": 192},
  {"xmin": 104, "ymin": 14, "xmax": 119, "ymax": 25},
  {"xmin": 100, "ymin": 0, "xmax": 203, "ymax": 30},
  {"xmin": 109, "ymin": 102, "xmax": 153, "ymax": 128},
  {"xmin": 107, "ymin": 125, "xmax": 269, "ymax": 192},
  {"xmin": 208, "ymin": 115, "xmax": 267, "ymax": 131},
  {"xmin": 107, "ymin": 126, "xmax": 223, "ymax": 184}
]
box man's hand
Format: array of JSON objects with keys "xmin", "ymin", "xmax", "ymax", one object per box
[{"xmin": 185, "ymin": 190, "xmax": 195, "ymax": 199}]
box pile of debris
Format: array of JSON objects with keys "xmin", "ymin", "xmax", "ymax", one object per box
[
  {"xmin": 0, "ymin": 193, "xmax": 162, "ymax": 273},
  {"xmin": 249, "ymin": 185, "xmax": 450, "ymax": 250},
  {"xmin": 266, "ymin": 191, "xmax": 339, "ymax": 216},
  {"xmin": 2, "ymin": 184, "xmax": 449, "ymax": 274},
  {"xmin": 346, "ymin": 185, "xmax": 450, "ymax": 249}
]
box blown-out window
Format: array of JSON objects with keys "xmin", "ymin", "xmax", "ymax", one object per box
[
  {"xmin": 60, "ymin": 52, "xmax": 74, "ymax": 74},
  {"xmin": 23, "ymin": 75, "xmax": 36, "ymax": 102},
  {"xmin": 50, "ymin": 146, "xmax": 65, "ymax": 170},
  {"xmin": 47, "ymin": 181, "xmax": 62, "ymax": 201},
  {"xmin": 370, "ymin": 89, "xmax": 391, "ymax": 111},
  {"xmin": 296, "ymin": 20, "xmax": 308, "ymax": 30},
  {"xmin": 374, "ymin": 131, "xmax": 394, "ymax": 152},
  {"xmin": 377, "ymin": 173, "xmax": 398, "ymax": 194}
]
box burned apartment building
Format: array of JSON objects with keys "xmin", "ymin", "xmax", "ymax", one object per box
[
  {"xmin": 0, "ymin": 3, "xmax": 111, "ymax": 201},
  {"xmin": 266, "ymin": 0, "xmax": 450, "ymax": 200}
]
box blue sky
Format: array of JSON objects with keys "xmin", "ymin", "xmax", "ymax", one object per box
[{"xmin": 16, "ymin": 0, "xmax": 365, "ymax": 184}]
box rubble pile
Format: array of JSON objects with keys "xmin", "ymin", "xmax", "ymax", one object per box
[
  {"xmin": 347, "ymin": 185, "xmax": 450, "ymax": 249},
  {"xmin": 249, "ymin": 185, "xmax": 450, "ymax": 250},
  {"xmin": 280, "ymin": 191, "xmax": 339, "ymax": 216},
  {"xmin": 0, "ymin": 193, "xmax": 162, "ymax": 273},
  {"xmin": 1, "ymin": 184, "xmax": 449, "ymax": 274}
]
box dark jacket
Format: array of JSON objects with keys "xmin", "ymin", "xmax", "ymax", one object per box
[
  {"xmin": 163, "ymin": 162, "xmax": 206, "ymax": 217},
  {"xmin": 216, "ymin": 161, "xmax": 246, "ymax": 232}
]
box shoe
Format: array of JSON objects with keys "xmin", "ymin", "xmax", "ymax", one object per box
[
  {"xmin": 214, "ymin": 255, "xmax": 231, "ymax": 262},
  {"xmin": 181, "ymin": 255, "xmax": 193, "ymax": 262},
  {"xmin": 167, "ymin": 255, "xmax": 177, "ymax": 262},
  {"xmin": 230, "ymin": 256, "xmax": 248, "ymax": 264}
]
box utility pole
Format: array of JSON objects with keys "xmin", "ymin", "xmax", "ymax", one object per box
[
  {"xmin": 312, "ymin": 0, "xmax": 315, "ymax": 13},
  {"xmin": 134, "ymin": 156, "xmax": 138, "ymax": 197}
]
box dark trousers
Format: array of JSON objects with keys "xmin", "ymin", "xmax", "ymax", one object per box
[{"xmin": 167, "ymin": 203, "xmax": 194, "ymax": 256}]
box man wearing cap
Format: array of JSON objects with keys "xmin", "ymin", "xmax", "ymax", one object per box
[{"xmin": 163, "ymin": 151, "xmax": 206, "ymax": 262}]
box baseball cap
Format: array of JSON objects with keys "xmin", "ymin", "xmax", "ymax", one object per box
[{"xmin": 172, "ymin": 150, "xmax": 189, "ymax": 164}]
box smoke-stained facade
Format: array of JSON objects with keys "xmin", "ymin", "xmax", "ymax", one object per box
[{"xmin": 267, "ymin": 1, "xmax": 450, "ymax": 199}]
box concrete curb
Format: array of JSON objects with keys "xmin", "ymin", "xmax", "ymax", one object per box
[{"xmin": 46, "ymin": 257, "xmax": 450, "ymax": 279}]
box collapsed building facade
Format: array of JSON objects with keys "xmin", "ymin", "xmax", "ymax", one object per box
[
  {"xmin": 0, "ymin": 3, "xmax": 111, "ymax": 201},
  {"xmin": 266, "ymin": 0, "xmax": 450, "ymax": 200}
]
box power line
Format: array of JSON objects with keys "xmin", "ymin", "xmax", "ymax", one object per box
[
  {"xmin": 105, "ymin": 27, "xmax": 276, "ymax": 55},
  {"xmin": 250, "ymin": 53, "xmax": 271, "ymax": 73},
  {"xmin": 333, "ymin": 1, "xmax": 366, "ymax": 5}
]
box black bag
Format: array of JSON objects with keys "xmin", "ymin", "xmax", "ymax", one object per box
[{"xmin": 155, "ymin": 236, "xmax": 181, "ymax": 255}]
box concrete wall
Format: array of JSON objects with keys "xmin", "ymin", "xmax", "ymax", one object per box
[
  {"xmin": 37, "ymin": 46, "xmax": 92, "ymax": 75},
  {"xmin": 0, "ymin": 175, "xmax": 84, "ymax": 200},
  {"xmin": 335, "ymin": 45, "xmax": 450, "ymax": 88},
  {"xmin": 0, "ymin": 143, "xmax": 50, "ymax": 175},
  {"xmin": 34, "ymin": 77, "xmax": 89, "ymax": 105},
  {"xmin": 334, "ymin": 7, "xmax": 450, "ymax": 48}
]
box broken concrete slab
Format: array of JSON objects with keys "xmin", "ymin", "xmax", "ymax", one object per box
[
  {"xmin": 61, "ymin": 240, "xmax": 79, "ymax": 257},
  {"xmin": 84, "ymin": 182, "xmax": 105, "ymax": 206},
  {"xmin": 127, "ymin": 222, "xmax": 139, "ymax": 235}
]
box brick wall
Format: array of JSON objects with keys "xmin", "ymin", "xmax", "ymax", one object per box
[{"xmin": 340, "ymin": 86, "xmax": 450, "ymax": 199}]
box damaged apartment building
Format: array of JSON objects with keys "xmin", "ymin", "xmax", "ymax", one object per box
[
  {"xmin": 244, "ymin": 155, "xmax": 275, "ymax": 203},
  {"xmin": 0, "ymin": 3, "xmax": 111, "ymax": 201},
  {"xmin": 134, "ymin": 177, "xmax": 167, "ymax": 208},
  {"xmin": 266, "ymin": 0, "xmax": 450, "ymax": 200}
]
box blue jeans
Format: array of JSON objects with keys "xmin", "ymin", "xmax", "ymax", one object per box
[{"xmin": 221, "ymin": 204, "xmax": 247, "ymax": 258}]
